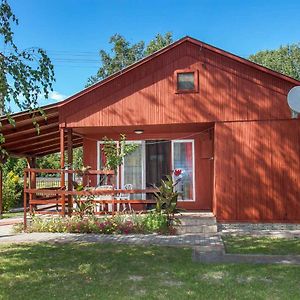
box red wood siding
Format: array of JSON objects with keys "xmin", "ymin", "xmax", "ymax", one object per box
[
  {"xmin": 59, "ymin": 41, "xmax": 295, "ymax": 128},
  {"xmin": 214, "ymin": 120, "xmax": 300, "ymax": 222},
  {"xmin": 82, "ymin": 131, "xmax": 214, "ymax": 211},
  {"xmin": 198, "ymin": 131, "xmax": 214, "ymax": 210},
  {"xmin": 59, "ymin": 39, "xmax": 300, "ymax": 222}
]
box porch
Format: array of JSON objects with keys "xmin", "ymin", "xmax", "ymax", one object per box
[
  {"xmin": 0, "ymin": 103, "xmax": 215, "ymax": 220},
  {"xmin": 23, "ymin": 167, "xmax": 158, "ymax": 227}
]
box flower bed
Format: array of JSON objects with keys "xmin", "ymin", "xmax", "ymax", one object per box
[{"xmin": 18, "ymin": 212, "xmax": 176, "ymax": 235}]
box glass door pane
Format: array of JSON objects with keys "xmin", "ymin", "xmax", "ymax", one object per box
[
  {"xmin": 146, "ymin": 140, "xmax": 171, "ymax": 187},
  {"xmin": 122, "ymin": 141, "xmax": 145, "ymax": 199},
  {"xmin": 172, "ymin": 141, "xmax": 194, "ymax": 200}
]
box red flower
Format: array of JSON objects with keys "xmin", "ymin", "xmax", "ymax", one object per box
[{"xmin": 174, "ymin": 169, "xmax": 182, "ymax": 177}]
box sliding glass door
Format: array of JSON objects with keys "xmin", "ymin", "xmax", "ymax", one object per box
[
  {"xmin": 145, "ymin": 141, "xmax": 171, "ymax": 188},
  {"xmin": 98, "ymin": 139, "xmax": 195, "ymax": 201},
  {"xmin": 122, "ymin": 141, "xmax": 145, "ymax": 199},
  {"xmin": 172, "ymin": 140, "xmax": 194, "ymax": 201}
]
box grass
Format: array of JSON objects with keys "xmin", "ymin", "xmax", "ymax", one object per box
[
  {"xmin": 1, "ymin": 211, "xmax": 23, "ymax": 219},
  {"xmin": 223, "ymin": 235, "xmax": 300, "ymax": 255},
  {"xmin": 1, "ymin": 243, "xmax": 300, "ymax": 299}
]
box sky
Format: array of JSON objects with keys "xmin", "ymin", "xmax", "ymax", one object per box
[{"xmin": 6, "ymin": 0, "xmax": 300, "ymax": 110}]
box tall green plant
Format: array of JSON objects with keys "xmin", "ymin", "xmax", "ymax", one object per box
[
  {"xmin": 102, "ymin": 134, "xmax": 138, "ymax": 171},
  {"xmin": 72, "ymin": 180, "xmax": 95, "ymax": 219},
  {"xmin": 3, "ymin": 170, "xmax": 22, "ymax": 211},
  {"xmin": 154, "ymin": 170, "xmax": 182, "ymax": 222}
]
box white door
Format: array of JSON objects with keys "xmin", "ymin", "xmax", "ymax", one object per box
[{"xmin": 121, "ymin": 141, "xmax": 146, "ymax": 199}]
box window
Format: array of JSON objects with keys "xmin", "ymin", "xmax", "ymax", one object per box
[
  {"xmin": 98, "ymin": 139, "xmax": 195, "ymax": 202},
  {"xmin": 177, "ymin": 72, "xmax": 194, "ymax": 90},
  {"xmin": 175, "ymin": 70, "xmax": 198, "ymax": 93},
  {"xmin": 172, "ymin": 140, "xmax": 195, "ymax": 201}
]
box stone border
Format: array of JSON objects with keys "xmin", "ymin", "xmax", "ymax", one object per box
[
  {"xmin": 218, "ymin": 223, "xmax": 300, "ymax": 231},
  {"xmin": 192, "ymin": 247, "xmax": 300, "ymax": 265}
]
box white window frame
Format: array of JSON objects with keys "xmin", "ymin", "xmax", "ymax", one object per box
[
  {"xmin": 121, "ymin": 140, "xmax": 146, "ymax": 199},
  {"xmin": 171, "ymin": 139, "xmax": 195, "ymax": 202}
]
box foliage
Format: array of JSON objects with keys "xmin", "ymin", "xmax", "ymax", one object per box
[
  {"xmin": 86, "ymin": 32, "xmax": 173, "ymax": 86},
  {"xmin": 2, "ymin": 156, "xmax": 26, "ymax": 177},
  {"xmin": 102, "ymin": 134, "xmax": 138, "ymax": 171},
  {"xmin": 154, "ymin": 171, "xmax": 182, "ymax": 222},
  {"xmin": 36, "ymin": 153, "xmax": 60, "ymax": 173},
  {"xmin": 20, "ymin": 212, "xmax": 171, "ymax": 234},
  {"xmin": 144, "ymin": 32, "xmax": 173, "ymax": 56},
  {"xmin": 2, "ymin": 146, "xmax": 83, "ymax": 181},
  {"xmin": 73, "ymin": 147, "xmax": 83, "ymax": 170},
  {"xmin": 2, "ymin": 170, "xmax": 22, "ymax": 211},
  {"xmin": 142, "ymin": 212, "xmax": 169, "ymax": 233},
  {"xmin": 0, "ymin": 0, "xmax": 54, "ymax": 152},
  {"xmin": 249, "ymin": 43, "xmax": 300, "ymax": 80},
  {"xmin": 72, "ymin": 181, "xmax": 95, "ymax": 218}
]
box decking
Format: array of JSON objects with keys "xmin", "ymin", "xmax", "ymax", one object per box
[{"xmin": 23, "ymin": 168, "xmax": 157, "ymax": 228}]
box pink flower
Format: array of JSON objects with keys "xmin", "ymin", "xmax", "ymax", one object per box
[{"xmin": 174, "ymin": 169, "xmax": 182, "ymax": 177}]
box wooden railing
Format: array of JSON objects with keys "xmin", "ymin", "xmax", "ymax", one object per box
[{"xmin": 23, "ymin": 168, "xmax": 157, "ymax": 228}]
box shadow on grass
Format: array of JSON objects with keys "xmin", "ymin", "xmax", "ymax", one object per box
[
  {"xmin": 0, "ymin": 242, "xmax": 300, "ymax": 299},
  {"xmin": 223, "ymin": 236, "xmax": 300, "ymax": 255}
]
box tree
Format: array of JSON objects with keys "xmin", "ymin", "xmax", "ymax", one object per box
[
  {"xmin": 0, "ymin": 0, "xmax": 54, "ymax": 134},
  {"xmin": 0, "ymin": 0, "xmax": 54, "ymax": 215},
  {"xmin": 249, "ymin": 43, "xmax": 300, "ymax": 80},
  {"xmin": 86, "ymin": 32, "xmax": 173, "ymax": 86},
  {"xmin": 144, "ymin": 32, "xmax": 173, "ymax": 56}
]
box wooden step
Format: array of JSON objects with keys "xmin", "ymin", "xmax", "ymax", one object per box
[
  {"xmin": 175, "ymin": 212, "xmax": 218, "ymax": 234},
  {"xmin": 176, "ymin": 224, "xmax": 218, "ymax": 234}
]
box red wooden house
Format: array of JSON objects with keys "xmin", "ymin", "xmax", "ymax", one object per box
[{"xmin": 1, "ymin": 36, "xmax": 300, "ymax": 223}]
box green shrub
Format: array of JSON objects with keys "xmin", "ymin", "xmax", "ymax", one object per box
[
  {"xmin": 3, "ymin": 171, "xmax": 22, "ymax": 211},
  {"xmin": 19, "ymin": 212, "xmax": 174, "ymax": 235},
  {"xmin": 142, "ymin": 212, "xmax": 169, "ymax": 233}
]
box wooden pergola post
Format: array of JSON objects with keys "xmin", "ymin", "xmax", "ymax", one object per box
[
  {"xmin": 23, "ymin": 169, "xmax": 27, "ymax": 229},
  {"xmin": 60, "ymin": 127, "xmax": 66, "ymax": 216},
  {"xmin": 67, "ymin": 128, "xmax": 73, "ymax": 216},
  {"xmin": 26, "ymin": 157, "xmax": 36, "ymax": 214},
  {"xmin": 0, "ymin": 167, "xmax": 2, "ymax": 218}
]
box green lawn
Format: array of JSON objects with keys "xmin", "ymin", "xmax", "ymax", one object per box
[
  {"xmin": 223, "ymin": 235, "xmax": 300, "ymax": 255},
  {"xmin": 0, "ymin": 212, "xmax": 23, "ymax": 219},
  {"xmin": 1, "ymin": 243, "xmax": 300, "ymax": 299}
]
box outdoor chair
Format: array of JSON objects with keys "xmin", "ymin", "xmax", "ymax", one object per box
[
  {"xmin": 115, "ymin": 183, "xmax": 133, "ymax": 212},
  {"xmin": 94, "ymin": 185, "xmax": 114, "ymax": 213}
]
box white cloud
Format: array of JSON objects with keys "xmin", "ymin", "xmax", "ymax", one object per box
[{"xmin": 49, "ymin": 91, "xmax": 67, "ymax": 102}]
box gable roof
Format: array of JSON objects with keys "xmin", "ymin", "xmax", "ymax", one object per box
[
  {"xmin": 58, "ymin": 36, "xmax": 300, "ymax": 108},
  {"xmin": 1, "ymin": 36, "xmax": 299, "ymax": 157}
]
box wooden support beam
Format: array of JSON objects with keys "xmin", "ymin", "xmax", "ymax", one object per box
[
  {"xmin": 67, "ymin": 128, "xmax": 73, "ymax": 215},
  {"xmin": 26, "ymin": 157, "xmax": 36, "ymax": 214},
  {"xmin": 1, "ymin": 115, "xmax": 58, "ymax": 135},
  {"xmin": 60, "ymin": 128, "xmax": 66, "ymax": 216},
  {"xmin": 18, "ymin": 137, "xmax": 82, "ymax": 155},
  {"xmin": 23, "ymin": 170, "xmax": 27, "ymax": 229},
  {"xmin": 2, "ymin": 123, "xmax": 58, "ymax": 144},
  {"xmin": 33, "ymin": 143, "xmax": 82, "ymax": 157},
  {"xmin": 22, "ymin": 137, "xmax": 82, "ymax": 154},
  {"xmin": 0, "ymin": 107, "xmax": 58, "ymax": 127},
  {"xmin": 0, "ymin": 168, "xmax": 2, "ymax": 218},
  {"xmin": 5, "ymin": 131, "xmax": 59, "ymax": 148},
  {"xmin": 12, "ymin": 136, "xmax": 72, "ymax": 152}
]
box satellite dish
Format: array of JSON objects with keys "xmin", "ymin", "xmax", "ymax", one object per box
[{"xmin": 287, "ymin": 86, "xmax": 300, "ymax": 118}]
